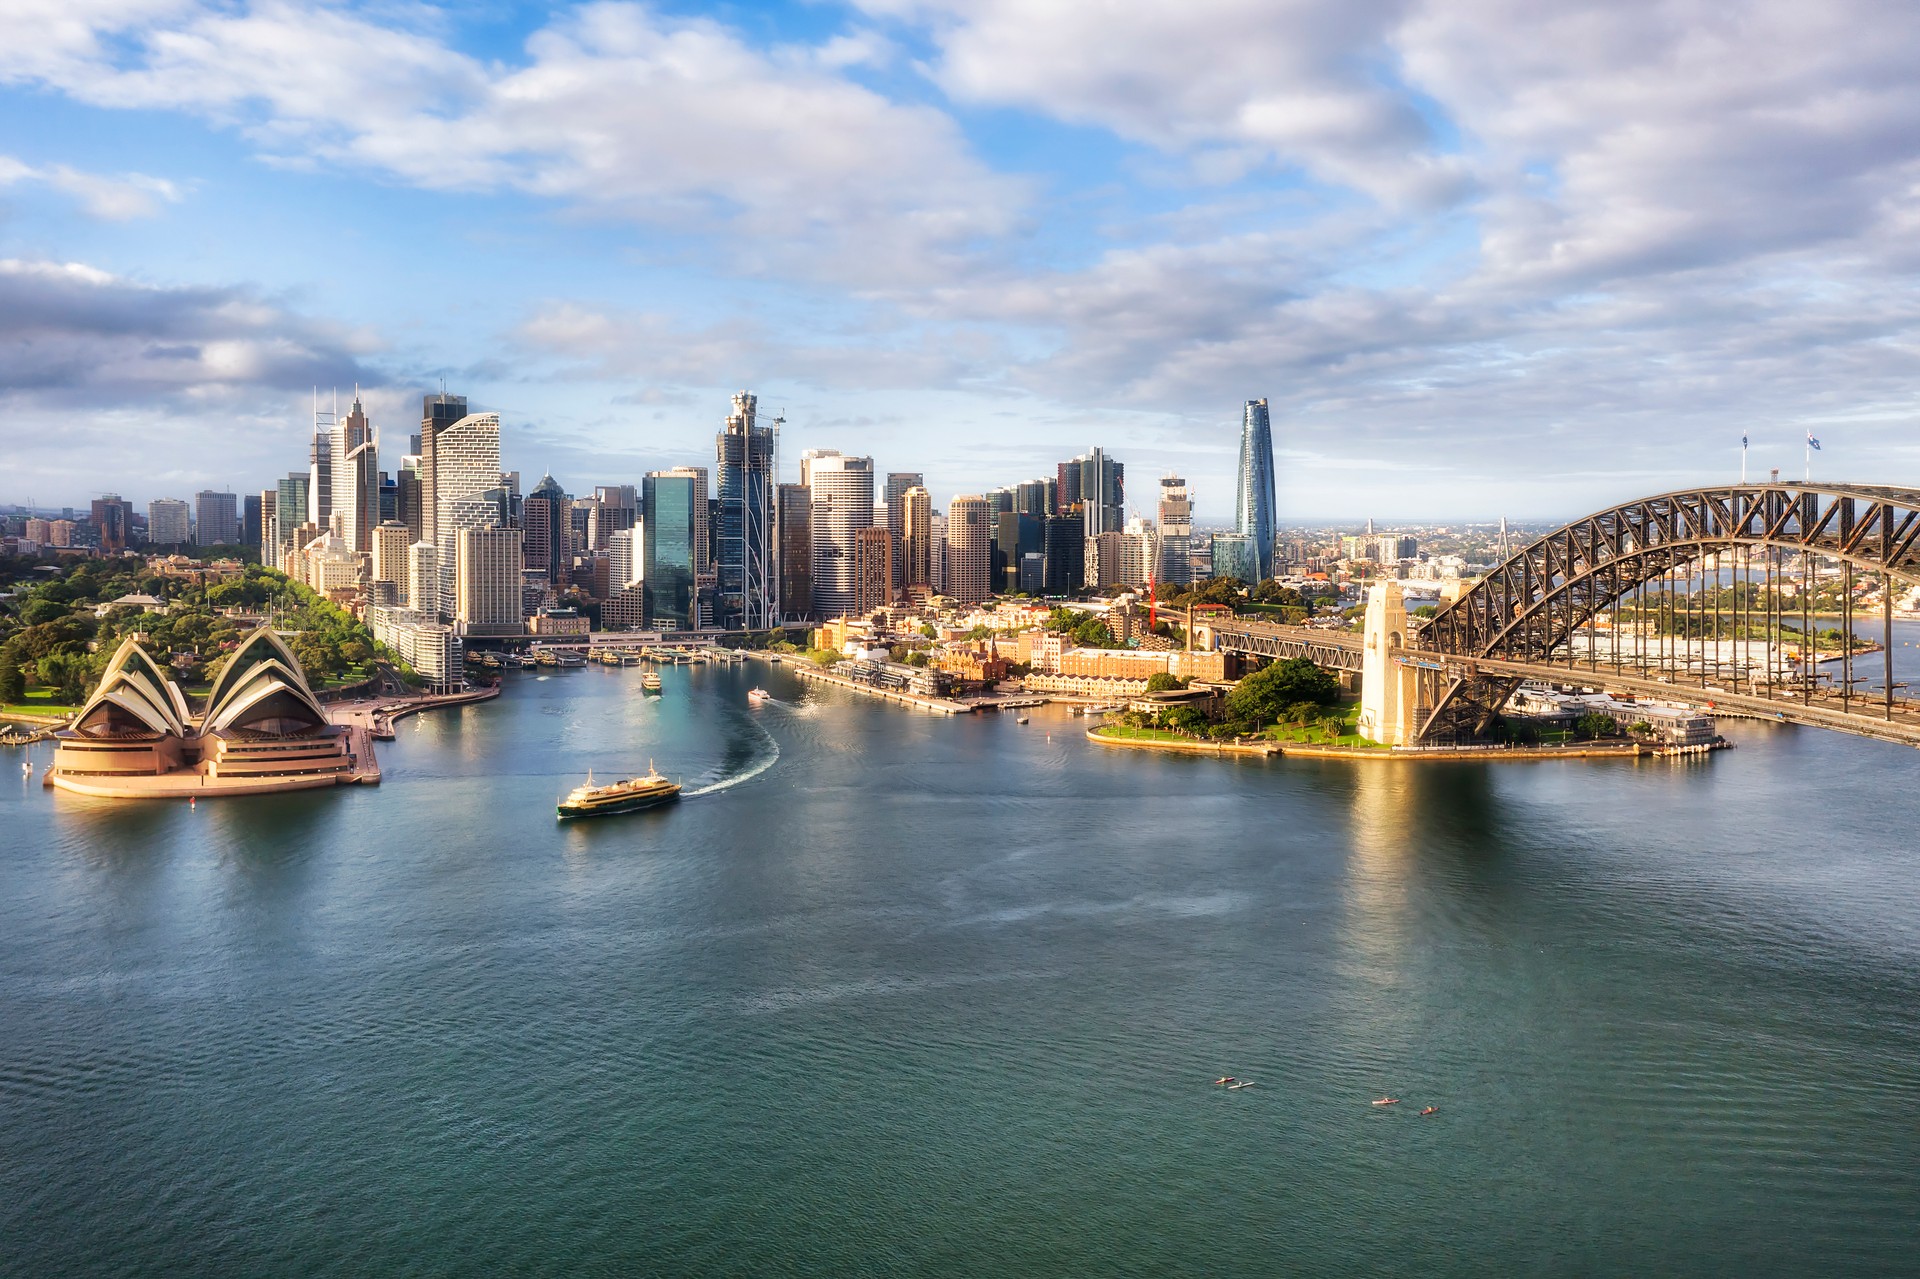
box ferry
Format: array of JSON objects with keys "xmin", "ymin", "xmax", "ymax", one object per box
[
  {"xmin": 641, "ymin": 671, "xmax": 663, "ymax": 693},
  {"xmin": 557, "ymin": 763, "xmax": 681, "ymax": 819},
  {"xmin": 748, "ymin": 687, "xmax": 771, "ymax": 704}
]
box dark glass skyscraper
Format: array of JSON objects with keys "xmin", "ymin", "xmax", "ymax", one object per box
[
  {"xmin": 716, "ymin": 392, "xmax": 776, "ymax": 629},
  {"xmin": 523, "ymin": 474, "xmax": 571, "ymax": 591},
  {"xmin": 644, "ymin": 472, "xmax": 698, "ymax": 630},
  {"xmin": 1235, "ymin": 398, "xmax": 1277, "ymax": 581}
]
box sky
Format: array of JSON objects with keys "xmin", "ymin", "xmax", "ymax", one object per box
[{"xmin": 3, "ymin": 0, "xmax": 1918, "ymax": 523}]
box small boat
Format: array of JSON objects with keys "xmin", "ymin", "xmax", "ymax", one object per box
[
  {"xmin": 1212, "ymin": 1077, "xmax": 1237, "ymax": 1087},
  {"xmin": 1420, "ymin": 1107, "xmax": 1438, "ymax": 1116},
  {"xmin": 1016, "ymin": 716, "xmax": 1030, "ymax": 725},
  {"xmin": 557, "ymin": 762, "xmax": 681, "ymax": 819},
  {"xmin": 1371, "ymin": 1097, "xmax": 1399, "ymax": 1107},
  {"xmin": 769, "ymin": 655, "xmax": 782, "ymax": 664},
  {"xmin": 641, "ymin": 672, "xmax": 662, "ymax": 693},
  {"xmin": 1227, "ymin": 1081, "xmax": 1256, "ymax": 1090},
  {"xmin": 748, "ymin": 687, "xmax": 771, "ymax": 704}
]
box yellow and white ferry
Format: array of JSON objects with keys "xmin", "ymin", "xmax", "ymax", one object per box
[{"xmin": 557, "ymin": 762, "xmax": 681, "ymax": 819}]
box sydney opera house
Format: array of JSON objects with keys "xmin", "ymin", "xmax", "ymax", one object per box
[{"xmin": 46, "ymin": 626, "xmax": 368, "ymax": 798}]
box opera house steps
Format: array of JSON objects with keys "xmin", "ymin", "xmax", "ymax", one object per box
[{"xmin": 46, "ymin": 626, "xmax": 373, "ymax": 799}]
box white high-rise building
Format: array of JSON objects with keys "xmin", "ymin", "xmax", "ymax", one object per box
[
  {"xmin": 371, "ymin": 522, "xmax": 412, "ymax": 605},
  {"xmin": 309, "ymin": 398, "xmax": 336, "ymax": 528},
  {"xmin": 1120, "ymin": 515, "xmax": 1157, "ymax": 588},
  {"xmin": 1156, "ymin": 476, "xmax": 1191, "ymax": 585},
  {"xmin": 609, "ymin": 527, "xmax": 643, "ymax": 592},
  {"xmin": 147, "ymin": 498, "xmax": 191, "ymax": 546},
  {"xmin": 455, "ymin": 525, "xmax": 524, "ymax": 634},
  {"xmin": 431, "ymin": 413, "xmax": 503, "ymax": 617},
  {"xmin": 800, "ymin": 451, "xmax": 874, "ymax": 618},
  {"xmin": 408, "ymin": 541, "xmax": 438, "ymax": 617},
  {"xmin": 333, "ymin": 392, "xmax": 379, "ymax": 553}
]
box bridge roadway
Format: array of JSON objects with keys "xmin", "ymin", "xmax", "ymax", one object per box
[
  {"xmin": 1202, "ymin": 616, "xmax": 1920, "ymax": 748},
  {"xmin": 1197, "ymin": 618, "xmax": 1365, "ymax": 670}
]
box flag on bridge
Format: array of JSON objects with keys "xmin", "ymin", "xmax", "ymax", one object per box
[
  {"xmin": 1742, "ymin": 434, "xmax": 1749, "ymax": 449},
  {"xmin": 1807, "ymin": 433, "xmax": 1822, "ymax": 451}
]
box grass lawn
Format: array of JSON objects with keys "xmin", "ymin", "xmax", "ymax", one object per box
[
  {"xmin": 1093, "ymin": 724, "xmax": 1205, "ymax": 744},
  {"xmin": 1258, "ymin": 701, "xmax": 1390, "ymax": 749},
  {"xmin": 1, "ymin": 688, "xmax": 80, "ymax": 718}
]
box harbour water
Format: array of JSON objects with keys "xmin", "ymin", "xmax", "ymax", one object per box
[{"xmin": 3, "ymin": 660, "xmax": 1918, "ymax": 1275}]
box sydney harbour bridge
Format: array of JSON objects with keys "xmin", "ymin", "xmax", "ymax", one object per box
[{"xmin": 1195, "ymin": 482, "xmax": 1920, "ymax": 749}]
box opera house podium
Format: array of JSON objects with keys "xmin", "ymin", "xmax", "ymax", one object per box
[{"xmin": 47, "ymin": 627, "xmax": 363, "ymax": 798}]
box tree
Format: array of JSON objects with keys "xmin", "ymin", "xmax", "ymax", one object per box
[
  {"xmin": 1574, "ymin": 711, "xmax": 1619, "ymax": 740},
  {"xmin": 1144, "ymin": 672, "xmax": 1187, "ymax": 693},
  {"xmin": 1250, "ymin": 581, "xmax": 1307, "ymax": 610},
  {"xmin": 0, "ymin": 644, "xmax": 24, "ymax": 704},
  {"xmin": 1225, "ymin": 658, "xmax": 1341, "ymax": 727},
  {"xmin": 1162, "ymin": 706, "xmax": 1206, "ymax": 734}
]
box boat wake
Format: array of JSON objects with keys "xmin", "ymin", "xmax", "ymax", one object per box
[{"xmin": 684, "ymin": 714, "xmax": 780, "ymax": 797}]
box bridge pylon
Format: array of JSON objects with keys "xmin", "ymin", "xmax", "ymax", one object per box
[{"xmin": 1357, "ymin": 582, "xmax": 1425, "ymax": 745}]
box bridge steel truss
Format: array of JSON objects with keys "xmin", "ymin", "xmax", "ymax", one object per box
[
  {"xmin": 1199, "ymin": 621, "xmax": 1365, "ymax": 672},
  {"xmin": 1414, "ymin": 483, "xmax": 1920, "ymax": 743}
]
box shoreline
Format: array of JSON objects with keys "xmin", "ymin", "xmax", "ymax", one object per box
[
  {"xmin": 1085, "ymin": 726, "xmax": 1658, "ymax": 762},
  {"xmin": 783, "ymin": 661, "xmax": 973, "ymax": 715}
]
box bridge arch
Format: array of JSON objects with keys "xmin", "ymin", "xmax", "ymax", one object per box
[{"xmin": 1413, "ymin": 483, "xmax": 1920, "ymax": 740}]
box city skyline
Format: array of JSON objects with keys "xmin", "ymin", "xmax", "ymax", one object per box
[{"xmin": 6, "ymin": 2, "xmax": 1918, "ymax": 520}]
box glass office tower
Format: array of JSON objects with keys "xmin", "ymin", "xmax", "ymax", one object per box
[
  {"xmin": 1235, "ymin": 398, "xmax": 1277, "ymax": 581},
  {"xmin": 644, "ymin": 472, "xmax": 698, "ymax": 630}
]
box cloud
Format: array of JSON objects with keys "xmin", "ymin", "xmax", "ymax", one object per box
[
  {"xmin": 0, "ymin": 257, "xmax": 377, "ymax": 401},
  {"xmin": 8, "ymin": 0, "xmax": 1920, "ymax": 518},
  {"xmin": 863, "ymin": 0, "xmax": 1472, "ymax": 207},
  {"xmin": 0, "ymin": 154, "xmax": 182, "ymax": 218},
  {"xmin": 513, "ymin": 300, "xmax": 1002, "ymax": 392},
  {"xmin": 3, "ymin": 0, "xmax": 1024, "ymax": 286}
]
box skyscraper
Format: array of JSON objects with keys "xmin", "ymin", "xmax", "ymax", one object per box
[
  {"xmin": 416, "ymin": 391, "xmax": 469, "ymax": 551},
  {"xmin": 1079, "ymin": 448, "xmax": 1124, "ymax": 539},
  {"xmin": 643, "ymin": 471, "xmax": 700, "ymax": 630},
  {"xmin": 196, "ymin": 490, "xmax": 240, "ymax": 547},
  {"xmin": 371, "ymin": 522, "xmax": 413, "ymax": 605},
  {"xmin": 716, "ymin": 391, "xmax": 776, "ymax": 629},
  {"xmin": 455, "ymin": 525, "xmax": 525, "ymax": 635},
  {"xmin": 853, "ymin": 526, "xmax": 893, "ymax": 614},
  {"xmin": 1235, "ymin": 398, "xmax": 1277, "ymax": 581},
  {"xmin": 245, "ymin": 492, "xmax": 267, "ymax": 554},
  {"xmin": 91, "ymin": 495, "xmax": 131, "ymax": 552},
  {"xmin": 308, "ymin": 396, "xmax": 338, "ymax": 530},
  {"xmin": 996, "ymin": 509, "xmax": 1042, "ymax": 595},
  {"xmin": 1212, "ymin": 532, "xmax": 1258, "ymax": 585},
  {"xmin": 884, "ymin": 471, "xmax": 923, "ymax": 591},
  {"xmin": 523, "ymin": 474, "xmax": 571, "ymax": 592},
  {"xmin": 147, "ymin": 498, "xmax": 191, "ymax": 546},
  {"xmin": 334, "ymin": 392, "xmax": 378, "ymax": 553},
  {"xmin": 945, "ymin": 495, "xmax": 993, "ymax": 603},
  {"xmin": 1157, "ymin": 476, "xmax": 1191, "ymax": 585},
  {"xmin": 777, "ymin": 483, "xmax": 812, "ymax": 622},
  {"xmin": 274, "ymin": 474, "xmax": 309, "ymax": 563},
  {"xmin": 430, "ymin": 412, "xmax": 502, "ymax": 617},
  {"xmin": 902, "ymin": 486, "xmax": 933, "ymax": 590},
  {"xmin": 801, "ymin": 451, "xmax": 873, "ymax": 619}
]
